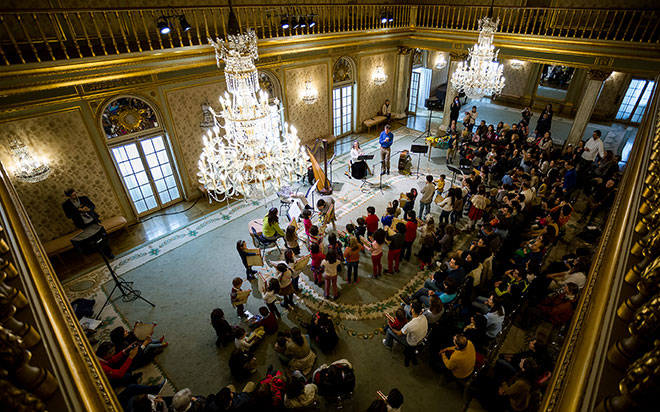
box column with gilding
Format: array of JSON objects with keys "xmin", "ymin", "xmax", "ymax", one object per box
[
  {"xmin": 565, "ymin": 69, "xmax": 611, "ymax": 147},
  {"xmin": 393, "ymin": 46, "xmax": 413, "ymax": 115}
]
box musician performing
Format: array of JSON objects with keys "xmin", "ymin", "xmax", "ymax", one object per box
[{"xmin": 349, "ymin": 141, "xmax": 370, "ymax": 180}]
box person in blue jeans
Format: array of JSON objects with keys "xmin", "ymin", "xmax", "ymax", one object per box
[{"xmin": 379, "ymin": 124, "xmax": 394, "ymax": 175}]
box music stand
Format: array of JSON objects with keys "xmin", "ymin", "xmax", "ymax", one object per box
[
  {"xmin": 411, "ymin": 144, "xmax": 429, "ymax": 178},
  {"xmin": 71, "ymin": 224, "xmax": 155, "ymax": 319},
  {"xmin": 447, "ymin": 165, "xmax": 464, "ymax": 187},
  {"xmin": 356, "ymin": 154, "xmax": 375, "ymax": 192}
]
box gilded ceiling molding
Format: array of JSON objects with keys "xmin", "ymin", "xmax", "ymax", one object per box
[
  {"xmin": 397, "ymin": 46, "xmax": 412, "ymax": 55},
  {"xmin": 587, "ymin": 69, "xmax": 613, "ymax": 82},
  {"xmin": 449, "ymin": 51, "xmax": 468, "ymax": 60}
]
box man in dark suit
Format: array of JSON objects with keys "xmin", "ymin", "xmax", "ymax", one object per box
[
  {"xmin": 62, "ymin": 188, "xmax": 99, "ymax": 229},
  {"xmin": 62, "ymin": 188, "xmax": 114, "ymax": 258}
]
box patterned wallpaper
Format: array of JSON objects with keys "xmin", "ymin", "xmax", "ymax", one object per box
[
  {"xmin": 358, "ymin": 52, "xmax": 396, "ymax": 124},
  {"xmin": 284, "ymin": 62, "xmax": 330, "ymax": 144},
  {"xmin": 164, "ymin": 79, "xmax": 227, "ymax": 193},
  {"xmin": 501, "ymin": 59, "xmax": 533, "ymax": 98},
  {"xmin": 429, "ymin": 51, "xmax": 450, "ymax": 92},
  {"xmin": 0, "ymin": 109, "xmax": 123, "ymax": 242},
  {"xmin": 594, "ymin": 72, "xmax": 627, "ymax": 118}
]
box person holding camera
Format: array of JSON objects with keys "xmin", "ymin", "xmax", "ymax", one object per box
[{"xmin": 62, "ymin": 188, "xmax": 115, "ymax": 258}]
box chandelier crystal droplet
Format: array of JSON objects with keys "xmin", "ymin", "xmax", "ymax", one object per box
[
  {"xmin": 198, "ymin": 30, "xmax": 308, "ymax": 202},
  {"xmin": 450, "ymin": 17, "xmax": 505, "ymax": 100}
]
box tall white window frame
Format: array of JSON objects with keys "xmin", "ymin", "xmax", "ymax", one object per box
[{"xmin": 616, "ymin": 79, "xmax": 656, "ymax": 123}]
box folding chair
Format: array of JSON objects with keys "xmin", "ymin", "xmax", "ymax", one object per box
[{"xmin": 250, "ymin": 227, "xmax": 281, "ymax": 255}]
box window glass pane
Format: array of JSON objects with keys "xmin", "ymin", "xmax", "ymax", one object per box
[
  {"xmin": 155, "ymin": 179, "xmax": 166, "ymax": 192},
  {"xmin": 146, "ymin": 153, "xmax": 158, "ymax": 168},
  {"xmin": 136, "ymin": 171, "xmax": 149, "ymax": 185},
  {"xmin": 135, "ymin": 200, "xmax": 147, "ymax": 214},
  {"xmin": 169, "ymin": 187, "xmax": 179, "ymax": 200},
  {"xmin": 145, "ymin": 196, "xmax": 158, "ymax": 209},
  {"xmin": 152, "ymin": 136, "xmax": 165, "ymax": 151},
  {"xmin": 165, "ymin": 175, "xmax": 176, "ymax": 188},
  {"xmin": 157, "ymin": 150, "xmax": 169, "ymax": 164},
  {"xmin": 125, "ymin": 175, "xmax": 137, "ymax": 189},
  {"xmin": 112, "ymin": 147, "xmax": 125, "ymax": 162},
  {"xmin": 125, "ymin": 144, "xmax": 139, "ymax": 159},
  {"xmin": 159, "ymin": 191, "xmax": 171, "ymax": 204},
  {"xmin": 130, "ymin": 158, "xmax": 144, "ymax": 172},
  {"xmin": 151, "ymin": 166, "xmax": 163, "ymax": 180},
  {"xmin": 140, "ymin": 183, "xmax": 153, "ymax": 197},
  {"xmin": 161, "ymin": 163, "xmax": 172, "ymax": 176},
  {"xmin": 141, "ymin": 139, "xmax": 154, "ymax": 154},
  {"xmin": 129, "ymin": 188, "xmax": 143, "ymax": 202}
]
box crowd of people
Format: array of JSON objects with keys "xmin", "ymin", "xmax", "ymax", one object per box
[{"xmin": 94, "ymin": 98, "xmax": 620, "ymax": 411}]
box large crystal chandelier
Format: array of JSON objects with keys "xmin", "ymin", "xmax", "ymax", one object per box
[
  {"xmin": 198, "ymin": 29, "xmax": 308, "ymax": 202},
  {"xmin": 450, "ymin": 16, "xmax": 505, "ymax": 100},
  {"xmin": 9, "ymin": 137, "xmax": 51, "ymax": 183}
]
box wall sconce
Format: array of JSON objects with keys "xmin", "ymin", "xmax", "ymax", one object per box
[
  {"xmin": 302, "ymin": 79, "xmax": 318, "ymax": 105},
  {"xmin": 434, "ymin": 53, "xmax": 448, "ymax": 70},
  {"xmin": 509, "ymin": 59, "xmax": 524, "ymax": 69},
  {"xmin": 9, "ymin": 137, "xmax": 51, "ymax": 183},
  {"xmin": 373, "ymin": 65, "xmax": 387, "ymax": 86}
]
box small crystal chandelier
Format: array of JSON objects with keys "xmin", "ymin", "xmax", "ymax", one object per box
[
  {"xmin": 434, "ymin": 53, "xmax": 447, "ymax": 70},
  {"xmin": 199, "ymin": 17, "xmax": 308, "ymax": 202},
  {"xmin": 373, "ymin": 65, "xmax": 387, "ymax": 86},
  {"xmin": 302, "ymin": 79, "xmax": 318, "ymax": 105},
  {"xmin": 450, "ymin": 16, "xmax": 505, "ymax": 100},
  {"xmin": 9, "ymin": 137, "xmax": 51, "ymax": 183}
]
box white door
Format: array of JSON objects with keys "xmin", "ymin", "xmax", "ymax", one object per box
[{"xmin": 333, "ymin": 85, "xmax": 353, "ymax": 137}]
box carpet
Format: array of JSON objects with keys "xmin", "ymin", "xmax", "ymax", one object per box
[{"xmin": 67, "ymin": 128, "xmax": 470, "ymax": 411}]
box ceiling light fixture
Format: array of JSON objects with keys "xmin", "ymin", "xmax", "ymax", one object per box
[
  {"xmin": 157, "ymin": 17, "xmax": 171, "ymax": 35},
  {"xmin": 179, "ymin": 15, "xmax": 192, "ymax": 32},
  {"xmin": 280, "ymin": 16, "xmax": 290, "ymax": 29}
]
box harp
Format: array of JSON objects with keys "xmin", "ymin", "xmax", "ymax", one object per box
[{"xmin": 305, "ymin": 139, "xmax": 335, "ymax": 195}]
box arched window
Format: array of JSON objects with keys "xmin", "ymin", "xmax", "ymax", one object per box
[
  {"xmin": 332, "ymin": 56, "xmax": 356, "ymax": 137},
  {"xmin": 259, "ymin": 70, "xmax": 285, "ymax": 133},
  {"xmin": 100, "ymin": 96, "xmax": 183, "ymax": 216}
]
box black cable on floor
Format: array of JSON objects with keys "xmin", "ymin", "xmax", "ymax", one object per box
[{"xmin": 136, "ymin": 196, "xmax": 202, "ymax": 224}]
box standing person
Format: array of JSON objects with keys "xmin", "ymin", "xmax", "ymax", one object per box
[
  {"xmin": 236, "ymin": 240, "xmax": 258, "ymax": 280},
  {"xmin": 385, "ymin": 222, "xmax": 406, "ymax": 274},
  {"xmin": 62, "ymin": 188, "xmax": 114, "ymax": 258},
  {"xmin": 365, "ymin": 229, "xmax": 386, "ymax": 279},
  {"xmin": 379, "ymin": 124, "xmax": 394, "ymax": 175},
  {"xmin": 262, "ymin": 278, "xmax": 282, "ymax": 318},
  {"xmin": 365, "ymin": 206, "xmax": 380, "ymax": 238},
  {"xmin": 316, "ymin": 197, "xmax": 337, "ymax": 230},
  {"xmin": 419, "ymin": 175, "xmax": 435, "ymax": 220},
  {"xmin": 466, "ymin": 185, "xmax": 489, "ymax": 231},
  {"xmin": 520, "ymin": 106, "xmax": 533, "ymax": 126},
  {"xmin": 321, "ymin": 249, "xmax": 341, "ymax": 300},
  {"xmin": 344, "ymin": 236, "xmax": 363, "ymax": 285},
  {"xmin": 581, "ymin": 129, "xmax": 605, "ymax": 169},
  {"xmin": 469, "ymin": 106, "xmax": 478, "ymax": 132},
  {"xmin": 310, "ymin": 243, "xmax": 326, "ymax": 286},
  {"xmin": 276, "ymin": 263, "xmax": 295, "ymax": 308},
  {"xmin": 402, "ymin": 210, "xmax": 418, "ymax": 262},
  {"xmin": 382, "ymin": 99, "xmax": 392, "ymax": 122},
  {"xmin": 284, "ymin": 249, "xmax": 301, "ymax": 293},
  {"xmin": 301, "ymin": 209, "xmax": 313, "ymax": 245},
  {"xmin": 439, "ymin": 188, "xmax": 455, "ymax": 224},
  {"xmin": 231, "ymin": 277, "xmax": 251, "ymax": 319},
  {"xmin": 285, "ymin": 225, "xmax": 301, "ymax": 255},
  {"xmin": 449, "ymin": 96, "xmax": 461, "ymax": 124}
]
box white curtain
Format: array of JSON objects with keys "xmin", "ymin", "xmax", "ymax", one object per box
[{"xmin": 415, "ymin": 67, "xmax": 433, "ymax": 109}]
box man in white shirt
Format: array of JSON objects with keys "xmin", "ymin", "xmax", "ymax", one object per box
[
  {"xmin": 383, "ymin": 301, "xmax": 428, "ymax": 366},
  {"xmin": 382, "ymin": 99, "xmax": 392, "ymax": 122},
  {"xmin": 581, "ymin": 130, "xmax": 605, "ymax": 164}
]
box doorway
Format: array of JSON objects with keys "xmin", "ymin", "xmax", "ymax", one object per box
[{"xmin": 333, "ymin": 84, "xmax": 353, "ymax": 137}]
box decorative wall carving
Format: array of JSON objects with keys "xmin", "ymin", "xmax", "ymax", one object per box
[
  {"xmin": 332, "ymin": 57, "xmax": 354, "ymax": 84},
  {"xmin": 82, "ymin": 75, "xmax": 153, "ymax": 93},
  {"xmin": 0, "ymin": 109, "xmax": 123, "ymax": 242},
  {"xmin": 358, "ymin": 52, "xmax": 396, "ymax": 124},
  {"xmin": 284, "ymin": 63, "xmax": 329, "ymax": 144}
]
